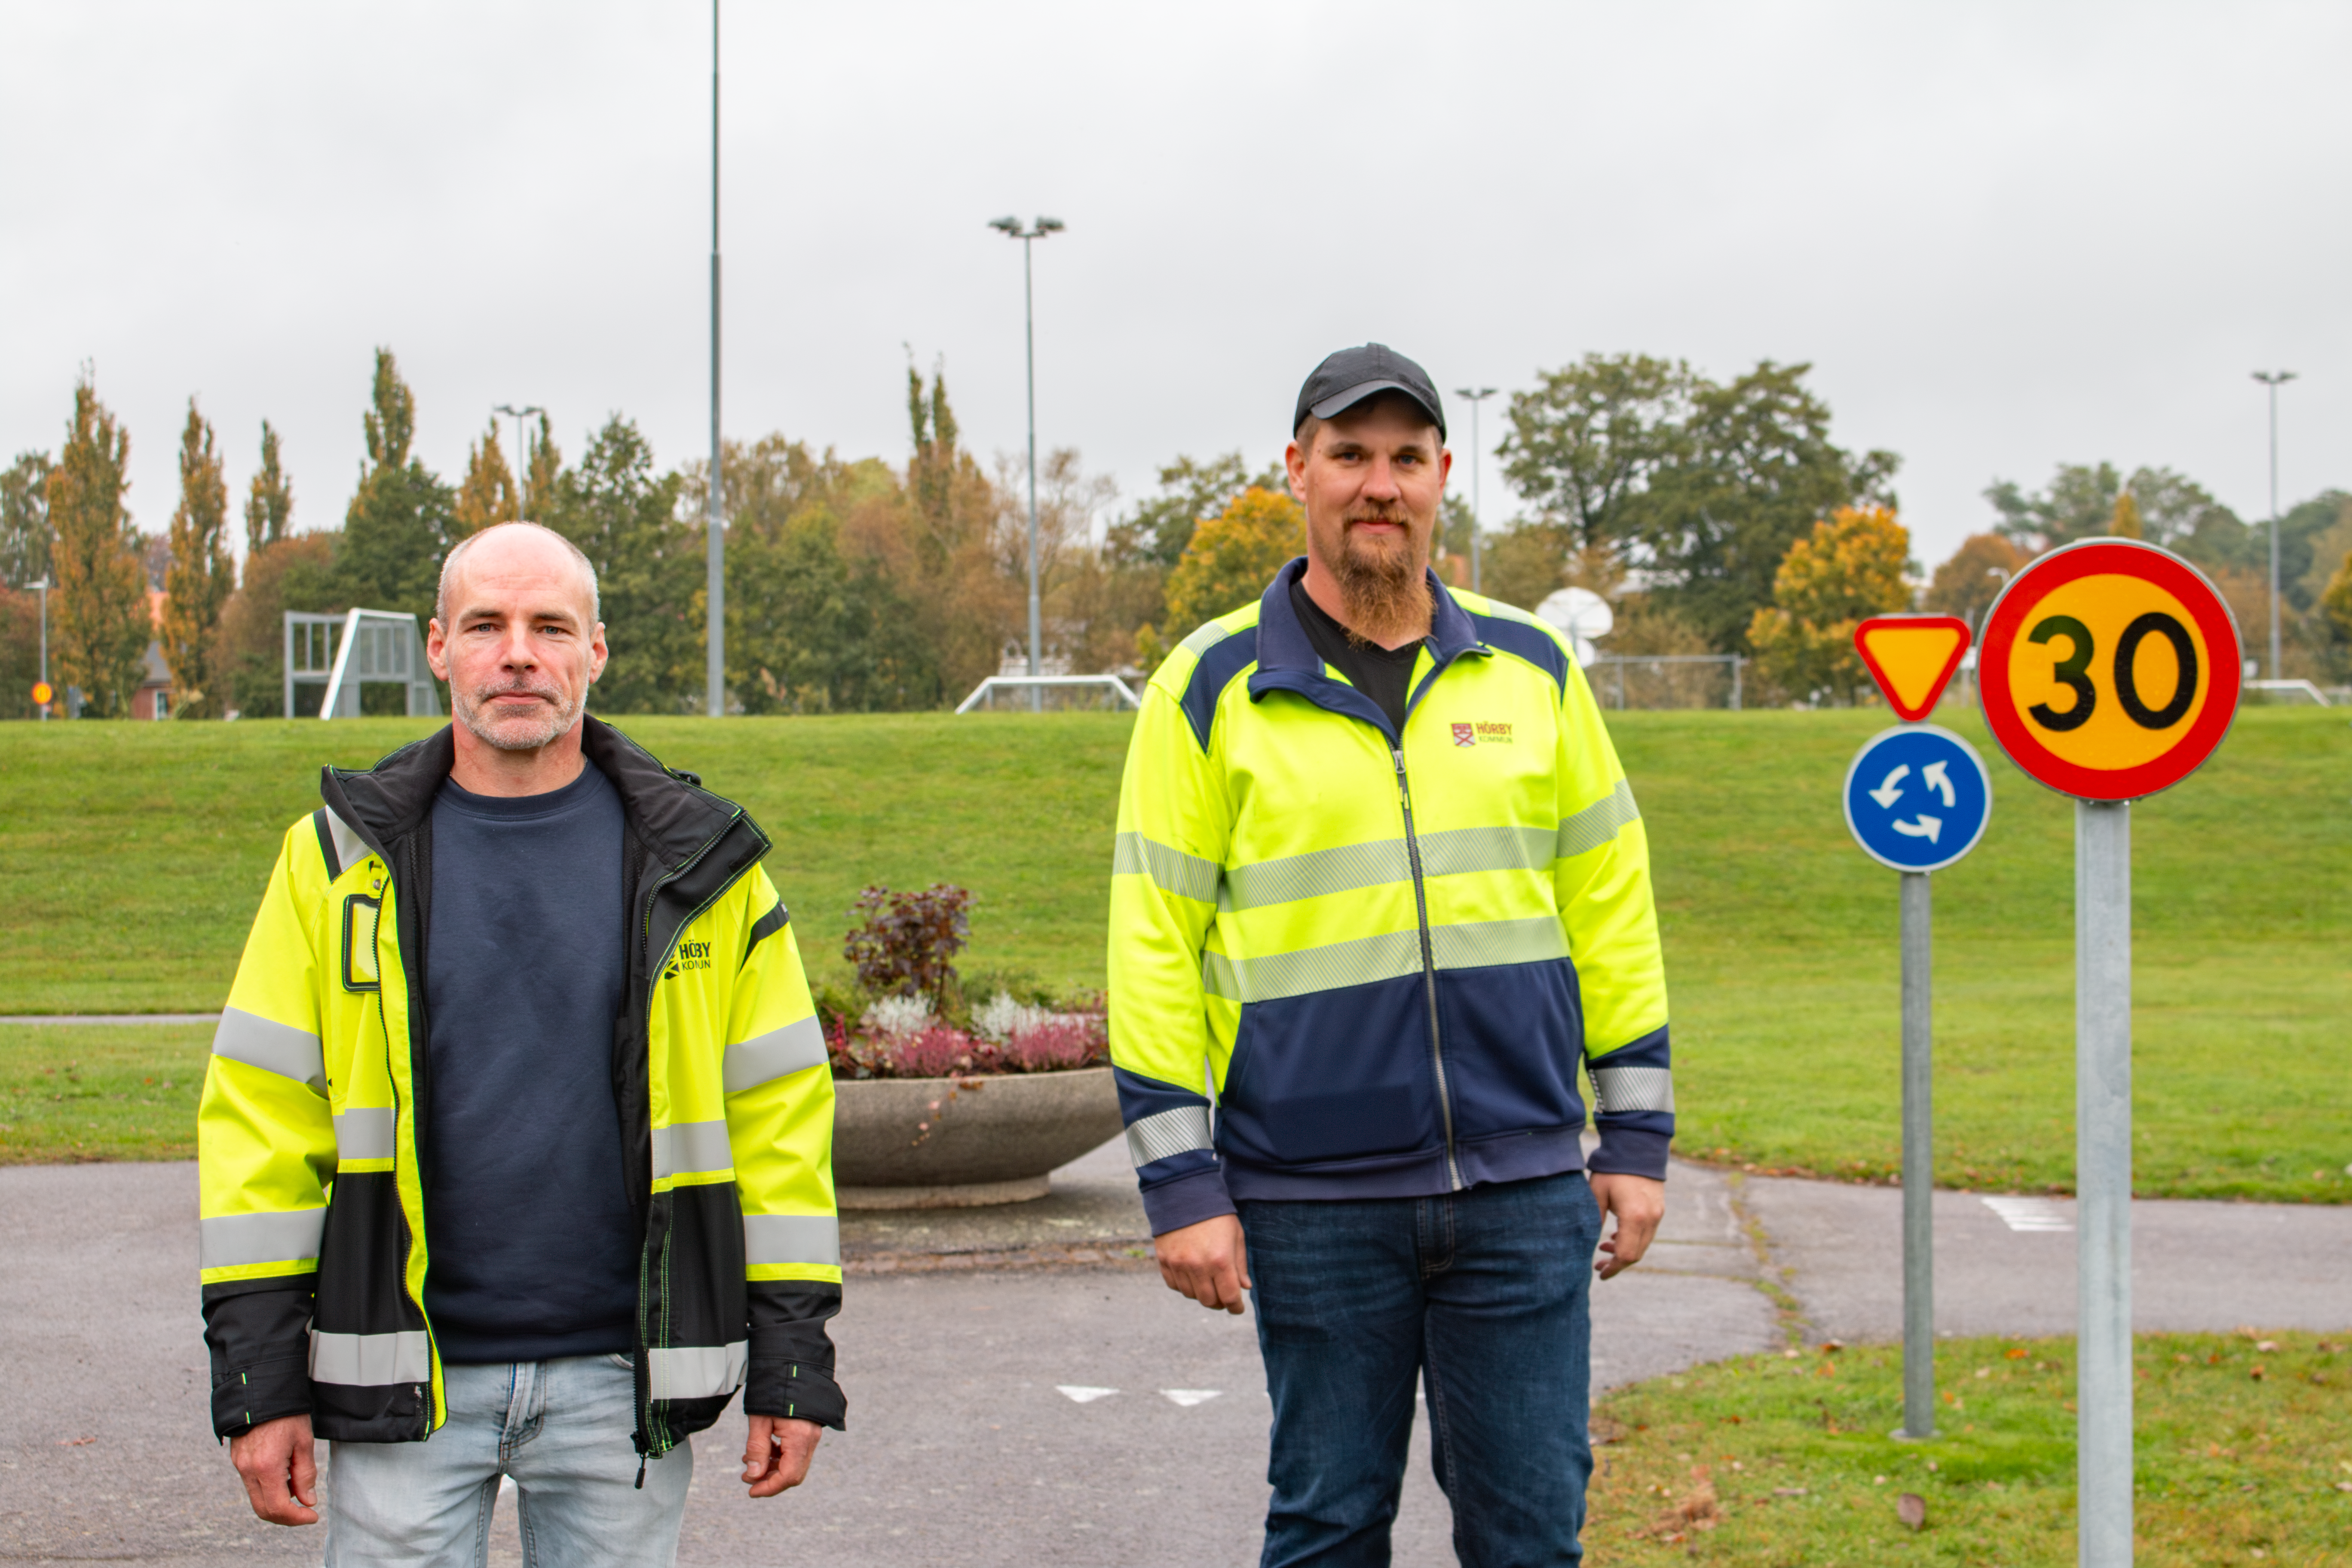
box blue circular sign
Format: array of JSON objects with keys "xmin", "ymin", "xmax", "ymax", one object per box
[{"xmin": 1842, "ymin": 724, "xmax": 1992, "ymax": 873}]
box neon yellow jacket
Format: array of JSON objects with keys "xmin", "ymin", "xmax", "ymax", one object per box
[
  {"xmin": 197, "ymin": 718, "xmax": 843, "ymax": 1452},
  {"xmin": 1109, "ymin": 562, "xmax": 1671, "ymax": 1234}
]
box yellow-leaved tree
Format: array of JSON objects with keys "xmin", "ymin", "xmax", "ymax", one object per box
[
  {"xmin": 1134, "ymin": 485, "xmax": 1303, "ymax": 668},
  {"xmin": 1746, "ymin": 503, "xmax": 1913, "ymax": 704},
  {"xmin": 161, "ymin": 400, "xmax": 234, "ymax": 717},
  {"xmin": 452, "ymin": 420, "xmax": 520, "ymax": 539}
]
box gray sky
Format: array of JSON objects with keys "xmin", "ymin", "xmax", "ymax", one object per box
[{"xmin": 6, "ymin": 1, "xmax": 2347, "ymax": 573}]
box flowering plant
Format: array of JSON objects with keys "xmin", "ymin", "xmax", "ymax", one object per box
[{"xmin": 824, "ymin": 989, "xmax": 1108, "ymax": 1081}]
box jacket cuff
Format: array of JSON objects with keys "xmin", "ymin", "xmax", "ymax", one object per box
[
  {"xmin": 211, "ymin": 1355, "xmax": 312, "ymax": 1439},
  {"xmin": 1587, "ymin": 1125, "xmax": 1672, "ymax": 1181},
  {"xmin": 1140, "ymin": 1164, "xmax": 1236, "ymax": 1236},
  {"xmin": 202, "ymin": 1283, "xmax": 314, "ymax": 1439},
  {"xmin": 743, "ymin": 1359, "xmax": 847, "ymax": 1430}
]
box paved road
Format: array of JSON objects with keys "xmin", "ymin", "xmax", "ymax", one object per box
[{"xmin": 4, "ymin": 1145, "xmax": 2343, "ymax": 1567}]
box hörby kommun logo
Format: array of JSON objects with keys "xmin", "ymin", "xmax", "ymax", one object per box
[
  {"xmin": 1451, "ymin": 721, "xmax": 1514, "ymax": 747},
  {"xmin": 666, "ymin": 940, "xmax": 715, "ymax": 979}
]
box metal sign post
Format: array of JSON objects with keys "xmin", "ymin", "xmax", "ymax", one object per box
[
  {"xmin": 1844, "ymin": 614, "xmax": 1988, "ymax": 1446},
  {"xmin": 1976, "ymin": 539, "xmax": 2242, "ymax": 1567}
]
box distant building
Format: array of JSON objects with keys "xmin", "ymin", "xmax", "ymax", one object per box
[{"xmin": 132, "ymin": 589, "xmax": 171, "ymax": 720}]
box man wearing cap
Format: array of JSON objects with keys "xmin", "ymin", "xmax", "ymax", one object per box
[{"xmin": 1108, "ymin": 346, "xmax": 1672, "ymax": 1564}]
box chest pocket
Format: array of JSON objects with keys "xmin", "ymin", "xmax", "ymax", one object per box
[{"xmin": 342, "ymin": 895, "xmax": 382, "ymax": 992}]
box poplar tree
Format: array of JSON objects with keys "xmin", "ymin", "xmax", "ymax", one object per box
[
  {"xmin": 244, "ymin": 420, "xmax": 293, "ymax": 554},
  {"xmin": 453, "ymin": 420, "xmax": 519, "ymax": 538},
  {"xmin": 2, "ymin": 452, "xmax": 53, "ymax": 586},
  {"xmin": 46, "ymin": 374, "xmax": 150, "ymax": 716},
  {"xmin": 162, "ymin": 400, "xmax": 235, "ymax": 716},
  {"xmin": 523, "ymin": 412, "xmax": 562, "ymax": 522},
  {"xmin": 338, "ymin": 348, "xmax": 455, "ymax": 629}
]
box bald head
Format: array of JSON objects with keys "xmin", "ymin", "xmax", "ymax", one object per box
[{"xmin": 436, "ymin": 521, "xmax": 599, "ymax": 626}]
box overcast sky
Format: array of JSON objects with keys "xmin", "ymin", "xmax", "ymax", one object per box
[{"xmin": 6, "ymin": 1, "xmax": 2347, "ymax": 573}]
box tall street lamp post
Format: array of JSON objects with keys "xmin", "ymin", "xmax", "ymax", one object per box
[
  {"xmin": 493, "ymin": 404, "xmax": 543, "ymax": 519},
  {"xmin": 705, "ymin": 0, "xmax": 726, "ymax": 717},
  {"xmin": 2251, "ymin": 370, "xmax": 2297, "ymax": 680},
  {"xmin": 1453, "ymin": 387, "xmax": 1497, "ymax": 594},
  {"xmin": 989, "ymin": 214, "xmax": 1065, "ymax": 711},
  {"xmin": 30, "ymin": 576, "xmax": 49, "ymax": 720}
]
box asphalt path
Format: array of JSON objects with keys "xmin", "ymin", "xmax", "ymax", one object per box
[{"xmin": 4, "ymin": 1142, "xmax": 2343, "ymax": 1567}]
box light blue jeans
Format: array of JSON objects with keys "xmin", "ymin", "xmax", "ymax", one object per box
[{"xmin": 325, "ymin": 1354, "xmax": 692, "ymax": 1568}]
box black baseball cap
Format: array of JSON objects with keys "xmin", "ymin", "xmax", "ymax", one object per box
[{"xmin": 1293, "ymin": 343, "xmax": 1447, "ymax": 442}]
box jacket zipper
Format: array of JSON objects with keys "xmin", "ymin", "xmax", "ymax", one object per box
[{"xmin": 1391, "ymin": 741, "xmax": 1462, "ymax": 1191}]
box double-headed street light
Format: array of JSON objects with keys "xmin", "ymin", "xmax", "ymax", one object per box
[
  {"xmin": 493, "ymin": 404, "xmax": 543, "ymax": 520},
  {"xmin": 1453, "ymin": 387, "xmax": 1498, "ymax": 594},
  {"xmin": 2251, "ymin": 370, "xmax": 2297, "ymax": 680},
  {"xmin": 989, "ymin": 214, "xmax": 1066, "ymax": 710}
]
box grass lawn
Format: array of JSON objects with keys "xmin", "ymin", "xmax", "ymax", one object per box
[
  {"xmin": 1589, "ymin": 1331, "xmax": 2352, "ymax": 1565},
  {"xmin": 0, "ymin": 1023, "xmax": 212, "ymax": 1163},
  {"xmin": 0, "ymin": 707, "xmax": 2344, "ymax": 1193}
]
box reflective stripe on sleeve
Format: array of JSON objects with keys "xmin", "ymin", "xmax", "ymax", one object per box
[
  {"xmin": 1590, "ymin": 1064, "xmax": 1675, "ymax": 1115},
  {"xmin": 211, "ymin": 1008, "xmax": 324, "ymax": 1087},
  {"xmin": 723, "ymin": 1017, "xmax": 828, "ymax": 1094},
  {"xmin": 1556, "ymin": 778, "xmax": 1640, "ymax": 860},
  {"xmin": 651, "ymin": 1120, "xmax": 734, "ymax": 1179},
  {"xmin": 200, "ymin": 1207, "xmax": 326, "ymax": 1270},
  {"xmin": 649, "ymin": 1340, "xmax": 749, "ymax": 1402},
  {"xmin": 309, "ymin": 1329, "xmax": 429, "ymax": 1387},
  {"xmin": 1112, "ymin": 832, "xmax": 1222, "ymax": 904},
  {"xmin": 1203, "ymin": 916, "xmax": 1568, "ymax": 1004},
  {"xmin": 743, "ymin": 1213, "xmax": 840, "ymax": 1268},
  {"xmin": 1125, "ymin": 1105, "xmax": 1214, "ymax": 1167},
  {"xmin": 333, "ymin": 1108, "xmax": 395, "ymax": 1162}
]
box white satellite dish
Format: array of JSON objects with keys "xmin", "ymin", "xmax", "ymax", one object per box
[{"xmin": 1536, "ymin": 587, "xmax": 1614, "ymax": 667}]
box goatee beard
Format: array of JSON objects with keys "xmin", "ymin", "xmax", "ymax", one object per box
[{"xmin": 1331, "ymin": 528, "xmax": 1432, "ymax": 645}]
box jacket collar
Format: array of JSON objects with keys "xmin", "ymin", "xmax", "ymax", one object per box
[
  {"xmin": 1246, "ymin": 556, "xmax": 1488, "ymax": 738},
  {"xmin": 321, "ymin": 714, "xmax": 749, "ymax": 873}
]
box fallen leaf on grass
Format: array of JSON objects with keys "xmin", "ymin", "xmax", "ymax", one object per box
[{"xmin": 1897, "ymin": 1492, "xmax": 1927, "ymax": 1530}]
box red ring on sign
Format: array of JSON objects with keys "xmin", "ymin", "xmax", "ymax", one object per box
[{"xmin": 1978, "ymin": 538, "xmax": 2242, "ymax": 801}]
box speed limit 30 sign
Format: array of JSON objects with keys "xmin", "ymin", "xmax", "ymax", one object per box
[{"xmin": 1978, "ymin": 537, "xmax": 2243, "ymax": 801}]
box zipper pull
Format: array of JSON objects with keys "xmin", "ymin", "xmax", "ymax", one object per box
[{"xmin": 1391, "ymin": 745, "xmax": 1411, "ymax": 806}]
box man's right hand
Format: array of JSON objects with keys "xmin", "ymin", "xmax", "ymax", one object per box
[
  {"xmin": 1154, "ymin": 1213, "xmax": 1251, "ymax": 1314},
  {"xmin": 229, "ymin": 1413, "xmax": 318, "ymax": 1526}
]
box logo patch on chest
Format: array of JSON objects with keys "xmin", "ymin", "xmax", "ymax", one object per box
[
  {"xmin": 668, "ymin": 940, "xmax": 714, "ymax": 978},
  {"xmin": 1452, "ymin": 721, "xmax": 1513, "ymax": 747}
]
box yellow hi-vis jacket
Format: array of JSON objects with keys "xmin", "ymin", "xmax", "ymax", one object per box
[
  {"xmin": 197, "ymin": 718, "xmax": 843, "ymax": 1452},
  {"xmin": 1109, "ymin": 561, "xmax": 1672, "ymax": 1235}
]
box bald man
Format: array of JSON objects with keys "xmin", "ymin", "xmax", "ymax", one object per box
[{"xmin": 197, "ymin": 524, "xmax": 844, "ymax": 1566}]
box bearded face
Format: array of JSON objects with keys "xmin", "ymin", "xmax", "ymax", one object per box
[{"xmin": 1289, "ymin": 395, "xmax": 1449, "ymax": 645}]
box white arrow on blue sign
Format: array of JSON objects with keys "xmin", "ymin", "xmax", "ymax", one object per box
[{"xmin": 1842, "ymin": 724, "xmax": 1992, "ymax": 873}]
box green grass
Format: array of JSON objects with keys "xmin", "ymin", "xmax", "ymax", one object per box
[
  {"xmin": 0, "ymin": 707, "xmax": 2344, "ymax": 1193},
  {"xmin": 1589, "ymin": 1331, "xmax": 2352, "ymax": 1565},
  {"xmin": 0, "ymin": 1023, "xmax": 212, "ymax": 1162}
]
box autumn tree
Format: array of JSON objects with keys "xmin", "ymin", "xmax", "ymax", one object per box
[
  {"xmin": 3, "ymin": 452, "xmax": 53, "ymax": 587},
  {"xmin": 522, "ymin": 412, "xmax": 562, "ymax": 521},
  {"xmin": 2322, "ymin": 545, "xmax": 2352, "ymax": 651},
  {"xmin": 901, "ymin": 363, "xmax": 1017, "ymax": 698},
  {"xmin": 1746, "ymin": 504, "xmax": 1914, "ymax": 705},
  {"xmin": 453, "ymin": 420, "xmax": 520, "ymax": 538},
  {"xmin": 1923, "ymin": 532, "xmax": 2025, "ymax": 629},
  {"xmin": 46, "ymin": 376, "xmax": 150, "ymax": 717},
  {"xmin": 2109, "ymin": 490, "xmax": 2143, "ymax": 539},
  {"xmin": 215, "ymin": 533, "xmax": 339, "ymax": 717},
  {"xmin": 542, "ymin": 417, "xmax": 697, "ymax": 713},
  {"xmin": 161, "ymin": 401, "xmax": 235, "ymax": 717},
  {"xmin": 338, "ymin": 348, "xmax": 455, "ymax": 631},
  {"xmin": 1136, "ymin": 486, "xmax": 1305, "ymax": 667},
  {"xmin": 243, "ymin": 420, "xmax": 292, "ymax": 554}
]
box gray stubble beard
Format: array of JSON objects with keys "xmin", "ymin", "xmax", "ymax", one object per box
[{"xmin": 453, "ymin": 680, "xmax": 585, "ymax": 752}]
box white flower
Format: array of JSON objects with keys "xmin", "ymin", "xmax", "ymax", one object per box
[
  {"xmin": 973, "ymin": 991, "xmax": 1053, "ymax": 1045},
  {"xmin": 861, "ymin": 994, "xmax": 936, "ymax": 1038}
]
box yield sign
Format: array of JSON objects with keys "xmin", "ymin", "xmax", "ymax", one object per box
[{"xmin": 1855, "ymin": 616, "xmax": 1971, "ymax": 722}]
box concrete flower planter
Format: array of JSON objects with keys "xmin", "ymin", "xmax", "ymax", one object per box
[{"xmin": 831, "ymin": 1066, "xmax": 1124, "ymax": 1209}]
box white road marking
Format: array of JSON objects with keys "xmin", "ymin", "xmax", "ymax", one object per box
[
  {"xmin": 1159, "ymin": 1389, "xmax": 1222, "ymax": 1406},
  {"xmin": 1056, "ymin": 1385, "xmax": 1119, "ymax": 1403},
  {"xmin": 1982, "ymin": 1196, "xmax": 2074, "ymax": 1233}
]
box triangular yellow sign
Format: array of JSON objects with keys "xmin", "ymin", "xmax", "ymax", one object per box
[{"xmin": 1854, "ymin": 617, "xmax": 1971, "ymax": 721}]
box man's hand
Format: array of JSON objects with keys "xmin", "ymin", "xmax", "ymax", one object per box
[
  {"xmin": 1154, "ymin": 1213, "xmax": 1250, "ymax": 1313},
  {"xmin": 741, "ymin": 1415, "xmax": 822, "ymax": 1498},
  {"xmin": 1589, "ymin": 1172, "xmax": 1666, "ymax": 1280},
  {"xmin": 229, "ymin": 1413, "xmax": 318, "ymax": 1526}
]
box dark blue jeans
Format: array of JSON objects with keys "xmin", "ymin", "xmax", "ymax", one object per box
[{"xmin": 1239, "ymin": 1171, "xmax": 1602, "ymax": 1568}]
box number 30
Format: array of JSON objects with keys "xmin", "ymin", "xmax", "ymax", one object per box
[{"xmin": 2026, "ymin": 613, "xmax": 2198, "ymax": 732}]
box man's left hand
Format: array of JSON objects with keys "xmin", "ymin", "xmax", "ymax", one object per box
[
  {"xmin": 741, "ymin": 1415, "xmax": 822, "ymax": 1498},
  {"xmin": 1588, "ymin": 1172, "xmax": 1665, "ymax": 1279}
]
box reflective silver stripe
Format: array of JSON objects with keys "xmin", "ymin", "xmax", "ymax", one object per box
[
  {"xmin": 1112, "ymin": 832, "xmax": 1221, "ymax": 903},
  {"xmin": 322, "ymin": 808, "xmax": 369, "ymax": 879},
  {"xmin": 649, "ymin": 1340, "xmax": 749, "ymax": 1402},
  {"xmin": 723, "ymin": 1017, "xmax": 828, "ymax": 1094},
  {"xmin": 200, "ymin": 1207, "xmax": 325, "ymax": 1270},
  {"xmin": 1179, "ymin": 622, "xmax": 1230, "ymax": 656},
  {"xmin": 309, "ymin": 1329, "xmax": 429, "ymax": 1387},
  {"xmin": 1429, "ymin": 914, "xmax": 1570, "ymax": 971},
  {"xmin": 1556, "ymin": 778, "xmax": 1639, "ymax": 861},
  {"xmin": 1204, "ymin": 917, "xmax": 1570, "ymax": 1004},
  {"xmin": 1126, "ymin": 1106, "xmax": 1214, "ymax": 1167},
  {"xmin": 1419, "ymin": 824, "xmax": 1556, "ymax": 879},
  {"xmin": 651, "ymin": 1119, "xmax": 733, "ymax": 1178},
  {"xmin": 743, "ymin": 1213, "xmax": 840, "ymax": 1268},
  {"xmin": 1222, "ymin": 826, "xmax": 1552, "ymax": 913},
  {"xmin": 334, "ymin": 1107, "xmax": 395, "ymax": 1162},
  {"xmin": 1590, "ymin": 1065, "xmax": 1675, "ymax": 1115},
  {"xmin": 211, "ymin": 1008, "xmax": 323, "ymax": 1087}
]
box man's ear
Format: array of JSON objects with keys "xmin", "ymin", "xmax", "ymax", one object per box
[
  {"xmin": 424, "ymin": 619, "xmax": 450, "ymax": 682},
  {"xmin": 1285, "ymin": 439, "xmax": 1308, "ymax": 502}
]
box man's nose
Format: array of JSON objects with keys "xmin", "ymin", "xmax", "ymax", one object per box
[
  {"xmin": 1363, "ymin": 455, "xmax": 1403, "ymax": 499},
  {"xmin": 498, "ymin": 627, "xmax": 539, "ymax": 665}
]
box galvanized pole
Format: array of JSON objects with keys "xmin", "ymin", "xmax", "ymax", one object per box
[
  {"xmin": 1452, "ymin": 387, "xmax": 1496, "ymax": 595},
  {"xmin": 704, "ymin": 0, "xmax": 726, "ymax": 717},
  {"xmin": 1023, "ymin": 231, "xmax": 1041, "ymax": 712},
  {"xmin": 2251, "ymin": 371, "xmax": 2295, "ymax": 681},
  {"xmin": 2076, "ymin": 798, "xmax": 2133, "ymax": 1566},
  {"xmin": 1897, "ymin": 870, "xmax": 1936, "ymax": 1439},
  {"xmin": 36, "ymin": 579, "xmax": 49, "ymax": 721}
]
